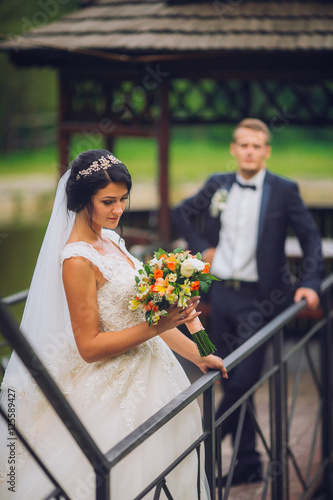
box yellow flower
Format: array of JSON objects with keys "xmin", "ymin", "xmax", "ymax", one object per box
[
  {"xmin": 152, "ymin": 314, "xmax": 160, "ymax": 324},
  {"xmin": 129, "ymin": 299, "xmax": 141, "ymax": 310},
  {"xmin": 166, "ymin": 293, "xmax": 178, "ymax": 304},
  {"xmin": 180, "ymin": 281, "xmax": 191, "ymax": 295},
  {"xmin": 152, "ymin": 276, "xmax": 175, "ymax": 296}
]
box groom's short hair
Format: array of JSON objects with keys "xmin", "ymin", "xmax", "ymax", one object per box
[{"xmin": 233, "ymin": 118, "xmax": 271, "ymax": 144}]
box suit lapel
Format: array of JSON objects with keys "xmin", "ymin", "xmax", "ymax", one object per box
[
  {"xmin": 258, "ymin": 170, "xmax": 273, "ymax": 244},
  {"xmin": 227, "ymin": 172, "xmax": 236, "ymax": 191},
  {"xmin": 214, "ymin": 172, "xmax": 236, "ymax": 192},
  {"xmin": 208, "ymin": 172, "xmax": 236, "ymax": 241}
]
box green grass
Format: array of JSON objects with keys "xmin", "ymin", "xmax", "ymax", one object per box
[
  {"xmin": 169, "ymin": 127, "xmax": 333, "ymax": 182},
  {"xmin": 0, "ymin": 145, "xmax": 59, "ymax": 176},
  {"xmin": 0, "ymin": 125, "xmax": 332, "ymax": 182},
  {"xmin": 0, "ymin": 124, "xmax": 332, "ymax": 353}
]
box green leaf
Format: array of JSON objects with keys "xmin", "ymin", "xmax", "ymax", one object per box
[
  {"xmin": 200, "ymin": 281, "xmax": 209, "ymax": 293},
  {"xmin": 173, "ymin": 247, "xmax": 183, "ymax": 254},
  {"xmin": 154, "ymin": 248, "xmax": 167, "ymax": 259}
]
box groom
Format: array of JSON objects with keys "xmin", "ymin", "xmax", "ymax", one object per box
[{"xmin": 172, "ymin": 118, "xmax": 323, "ymax": 485}]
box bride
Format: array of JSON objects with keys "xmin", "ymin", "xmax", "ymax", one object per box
[{"xmin": 0, "ymin": 149, "xmax": 227, "ymax": 499}]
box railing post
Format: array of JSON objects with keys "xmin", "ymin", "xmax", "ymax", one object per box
[
  {"xmin": 95, "ymin": 466, "xmax": 110, "ymax": 500},
  {"xmin": 321, "ymin": 291, "xmax": 333, "ymax": 497},
  {"xmin": 203, "ymin": 382, "xmax": 216, "ymax": 497},
  {"xmin": 270, "ymin": 329, "xmax": 287, "ymax": 500}
]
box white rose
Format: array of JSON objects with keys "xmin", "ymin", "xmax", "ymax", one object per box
[
  {"xmin": 180, "ymin": 259, "xmax": 196, "ymax": 277},
  {"xmin": 189, "ymin": 257, "xmax": 205, "ymax": 272}
]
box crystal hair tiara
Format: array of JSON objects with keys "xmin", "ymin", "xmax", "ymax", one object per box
[{"xmin": 76, "ymin": 154, "xmax": 122, "ymax": 180}]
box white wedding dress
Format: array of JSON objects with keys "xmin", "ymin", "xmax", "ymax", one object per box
[{"xmin": 0, "ymin": 229, "xmax": 209, "ymax": 500}]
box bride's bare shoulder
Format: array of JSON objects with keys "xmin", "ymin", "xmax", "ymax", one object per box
[{"xmin": 62, "ymin": 255, "xmax": 95, "ymax": 289}]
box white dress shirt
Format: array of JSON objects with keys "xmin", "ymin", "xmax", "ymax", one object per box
[{"xmin": 211, "ymin": 169, "xmax": 266, "ymax": 282}]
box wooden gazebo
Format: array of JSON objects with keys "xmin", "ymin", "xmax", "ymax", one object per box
[{"xmin": 2, "ymin": 0, "xmax": 333, "ymax": 243}]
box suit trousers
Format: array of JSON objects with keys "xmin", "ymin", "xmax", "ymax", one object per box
[{"xmin": 210, "ymin": 279, "xmax": 272, "ymax": 467}]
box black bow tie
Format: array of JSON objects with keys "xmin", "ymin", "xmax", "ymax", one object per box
[{"xmin": 235, "ymin": 179, "xmax": 256, "ymax": 190}]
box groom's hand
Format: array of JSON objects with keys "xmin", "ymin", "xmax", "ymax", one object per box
[
  {"xmin": 294, "ymin": 287, "xmax": 320, "ymax": 310},
  {"xmin": 202, "ymin": 247, "xmax": 216, "ymax": 264}
]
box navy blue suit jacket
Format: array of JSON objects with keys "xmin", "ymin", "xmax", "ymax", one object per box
[{"xmin": 172, "ymin": 170, "xmax": 323, "ymax": 307}]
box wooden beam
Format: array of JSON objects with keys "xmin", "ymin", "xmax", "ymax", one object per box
[
  {"xmin": 59, "ymin": 121, "xmax": 155, "ymax": 137},
  {"xmin": 157, "ymin": 81, "xmax": 171, "ymax": 246}
]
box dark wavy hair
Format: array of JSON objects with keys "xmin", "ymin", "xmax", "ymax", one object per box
[{"xmin": 66, "ymin": 149, "xmax": 132, "ymax": 231}]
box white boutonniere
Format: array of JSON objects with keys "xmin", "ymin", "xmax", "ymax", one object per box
[{"xmin": 209, "ymin": 188, "xmax": 229, "ymax": 217}]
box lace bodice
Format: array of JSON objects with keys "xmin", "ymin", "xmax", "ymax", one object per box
[{"xmin": 60, "ymin": 229, "xmax": 146, "ymax": 332}]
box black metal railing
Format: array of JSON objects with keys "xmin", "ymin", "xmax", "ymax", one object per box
[
  {"xmin": 0, "ymin": 275, "xmax": 332, "ymax": 499},
  {"xmin": 215, "ymin": 274, "xmax": 333, "ymax": 500}
]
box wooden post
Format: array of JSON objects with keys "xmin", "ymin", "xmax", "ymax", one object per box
[
  {"xmin": 105, "ymin": 136, "xmax": 114, "ymax": 154},
  {"xmin": 157, "ymin": 81, "xmax": 171, "ymax": 246},
  {"xmin": 58, "ymin": 130, "xmax": 70, "ymax": 177}
]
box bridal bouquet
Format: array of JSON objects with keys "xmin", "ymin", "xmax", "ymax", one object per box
[{"xmin": 129, "ymin": 248, "xmax": 217, "ymax": 357}]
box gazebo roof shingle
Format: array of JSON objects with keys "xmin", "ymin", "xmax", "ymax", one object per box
[{"xmin": 2, "ymin": 0, "xmax": 333, "ymax": 59}]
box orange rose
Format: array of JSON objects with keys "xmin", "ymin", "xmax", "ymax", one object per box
[
  {"xmin": 154, "ymin": 269, "xmax": 163, "ymax": 279},
  {"xmin": 191, "ymin": 281, "xmax": 200, "ymax": 291},
  {"xmin": 203, "ymin": 263, "xmax": 210, "ymax": 274},
  {"xmin": 165, "ymin": 254, "xmax": 177, "ymax": 271}
]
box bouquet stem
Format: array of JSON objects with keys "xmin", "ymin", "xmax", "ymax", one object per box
[{"xmin": 185, "ymin": 315, "xmax": 216, "ymax": 357}]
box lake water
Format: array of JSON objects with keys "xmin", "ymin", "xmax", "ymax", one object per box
[{"xmin": 0, "ymin": 223, "xmax": 48, "ymax": 323}]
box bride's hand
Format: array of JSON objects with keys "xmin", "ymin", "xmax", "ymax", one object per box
[
  {"xmin": 196, "ymin": 354, "xmax": 228, "ymax": 379},
  {"xmin": 157, "ymin": 296, "xmax": 201, "ymax": 332}
]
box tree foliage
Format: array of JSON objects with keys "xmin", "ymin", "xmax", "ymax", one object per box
[{"xmin": 0, "ymin": 0, "xmax": 79, "ymax": 151}]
